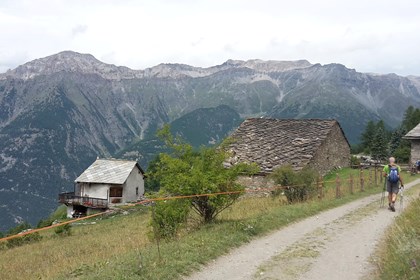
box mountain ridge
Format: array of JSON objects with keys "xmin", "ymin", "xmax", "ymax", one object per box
[{"xmin": 4, "ymin": 51, "xmax": 413, "ymax": 81}]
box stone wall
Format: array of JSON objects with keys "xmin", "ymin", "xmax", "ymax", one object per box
[
  {"xmin": 236, "ymin": 175, "xmax": 276, "ymax": 196},
  {"xmin": 310, "ymin": 123, "xmax": 350, "ymax": 175},
  {"xmin": 410, "ymin": 139, "xmax": 420, "ymax": 164}
]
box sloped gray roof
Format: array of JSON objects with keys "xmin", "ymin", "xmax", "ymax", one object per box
[
  {"xmin": 75, "ymin": 159, "xmax": 144, "ymax": 184},
  {"xmin": 227, "ymin": 118, "xmax": 346, "ymax": 173},
  {"xmin": 403, "ymin": 123, "xmax": 420, "ymax": 139}
]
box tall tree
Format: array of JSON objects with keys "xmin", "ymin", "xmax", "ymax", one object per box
[
  {"xmin": 402, "ymin": 106, "xmax": 420, "ymax": 131},
  {"xmin": 149, "ymin": 125, "xmax": 259, "ymax": 223},
  {"xmin": 371, "ymin": 126, "xmax": 388, "ymax": 161},
  {"xmin": 360, "ymin": 120, "xmax": 377, "ymax": 153}
]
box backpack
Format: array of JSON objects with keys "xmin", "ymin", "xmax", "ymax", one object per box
[{"xmin": 388, "ymin": 165, "xmax": 399, "ymax": 183}]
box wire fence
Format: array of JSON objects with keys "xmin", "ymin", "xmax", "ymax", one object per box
[{"xmin": 0, "ymin": 165, "xmax": 386, "ymax": 244}]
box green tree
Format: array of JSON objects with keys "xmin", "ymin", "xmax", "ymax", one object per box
[
  {"xmin": 402, "ymin": 106, "xmax": 420, "ymax": 131},
  {"xmin": 360, "ymin": 120, "xmax": 377, "ymax": 153},
  {"xmin": 389, "ymin": 127, "xmax": 405, "ymax": 155},
  {"xmin": 144, "ymin": 154, "xmax": 163, "ymax": 193},
  {"xmin": 371, "ymin": 126, "xmax": 388, "ymax": 161},
  {"xmin": 149, "ymin": 125, "xmax": 259, "ymax": 223},
  {"xmin": 391, "ymin": 106, "xmax": 420, "ymax": 162}
]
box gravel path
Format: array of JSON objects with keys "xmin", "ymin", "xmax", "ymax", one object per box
[{"xmin": 186, "ymin": 178, "xmax": 420, "ymax": 280}]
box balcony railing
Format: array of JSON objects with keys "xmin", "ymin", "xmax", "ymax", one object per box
[{"xmin": 58, "ymin": 192, "xmax": 108, "ymax": 208}]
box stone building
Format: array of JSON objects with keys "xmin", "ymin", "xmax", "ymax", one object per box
[
  {"xmin": 403, "ymin": 122, "xmax": 420, "ymax": 165},
  {"xmin": 227, "ymin": 118, "xmax": 350, "ymax": 175}
]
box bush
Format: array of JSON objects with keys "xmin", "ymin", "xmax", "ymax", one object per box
[
  {"xmin": 4, "ymin": 221, "xmax": 42, "ymax": 248},
  {"xmin": 6, "ymin": 232, "xmax": 42, "ymax": 248},
  {"xmin": 150, "ymin": 198, "xmax": 190, "ymax": 239},
  {"xmin": 270, "ymin": 165, "xmax": 318, "ymax": 203},
  {"xmin": 54, "ymin": 223, "xmax": 72, "ymax": 236},
  {"xmin": 37, "ymin": 205, "xmax": 68, "ymax": 228},
  {"xmin": 350, "ymin": 155, "xmax": 361, "ymax": 167}
]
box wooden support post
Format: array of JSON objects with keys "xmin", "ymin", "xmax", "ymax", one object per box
[
  {"xmin": 349, "ymin": 174, "xmax": 354, "ymax": 194},
  {"xmin": 360, "ymin": 169, "xmax": 365, "ymax": 192},
  {"xmin": 380, "ymin": 167, "xmax": 383, "ymax": 183},
  {"xmin": 374, "ymin": 165, "xmax": 378, "ymax": 186},
  {"xmin": 335, "ymin": 173, "xmax": 341, "ymax": 198},
  {"xmin": 318, "ymin": 176, "xmax": 324, "ymax": 199}
]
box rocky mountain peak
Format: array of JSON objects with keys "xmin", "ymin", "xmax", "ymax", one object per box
[
  {"xmin": 221, "ymin": 59, "xmax": 312, "ymax": 72},
  {"xmin": 0, "ymin": 51, "xmax": 144, "ymax": 80}
]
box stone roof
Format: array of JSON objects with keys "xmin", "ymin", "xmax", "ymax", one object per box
[
  {"xmin": 75, "ymin": 159, "xmax": 144, "ymax": 184},
  {"xmin": 227, "ymin": 118, "xmax": 345, "ymax": 173},
  {"xmin": 403, "ymin": 123, "xmax": 420, "ymax": 139}
]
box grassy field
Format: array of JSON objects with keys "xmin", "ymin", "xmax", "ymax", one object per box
[
  {"xmin": 372, "ymin": 187, "xmax": 420, "ymax": 280},
  {"xmin": 0, "ymin": 168, "xmax": 418, "ymax": 280}
]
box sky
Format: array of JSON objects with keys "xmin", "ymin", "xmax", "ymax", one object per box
[{"xmin": 1, "ymin": 0, "xmax": 420, "ymax": 76}]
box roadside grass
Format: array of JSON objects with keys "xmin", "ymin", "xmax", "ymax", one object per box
[
  {"xmin": 0, "ymin": 169, "xmax": 418, "ymax": 280},
  {"xmin": 372, "ymin": 189, "xmax": 420, "ymax": 280}
]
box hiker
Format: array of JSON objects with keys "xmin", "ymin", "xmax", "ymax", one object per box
[{"xmin": 383, "ymin": 157, "xmax": 404, "ymax": 212}]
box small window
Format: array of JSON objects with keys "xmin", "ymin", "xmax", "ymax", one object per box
[
  {"xmin": 136, "ymin": 187, "xmax": 139, "ymax": 196},
  {"xmin": 110, "ymin": 186, "xmax": 123, "ymax": 197}
]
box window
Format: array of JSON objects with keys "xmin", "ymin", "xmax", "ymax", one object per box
[
  {"xmin": 136, "ymin": 187, "xmax": 139, "ymax": 196},
  {"xmin": 109, "ymin": 186, "xmax": 123, "ymax": 197}
]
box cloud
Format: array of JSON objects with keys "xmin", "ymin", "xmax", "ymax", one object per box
[
  {"xmin": 0, "ymin": 0, "xmax": 420, "ymax": 75},
  {"xmin": 71, "ymin": 24, "xmax": 88, "ymax": 37}
]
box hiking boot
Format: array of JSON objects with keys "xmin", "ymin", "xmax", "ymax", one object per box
[
  {"xmin": 390, "ymin": 203, "xmax": 395, "ymax": 212},
  {"xmin": 388, "ymin": 203, "xmax": 392, "ymax": 210}
]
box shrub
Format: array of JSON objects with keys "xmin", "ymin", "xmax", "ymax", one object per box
[
  {"xmin": 150, "ymin": 198, "xmax": 190, "ymax": 239},
  {"xmin": 4, "ymin": 221, "xmax": 42, "ymax": 248},
  {"xmin": 270, "ymin": 165, "xmax": 317, "ymax": 203},
  {"xmin": 54, "ymin": 223, "xmax": 72, "ymax": 236},
  {"xmin": 37, "ymin": 205, "xmax": 68, "ymax": 228},
  {"xmin": 350, "ymin": 156, "xmax": 361, "ymax": 168},
  {"xmin": 3, "ymin": 222, "xmax": 40, "ymax": 248}
]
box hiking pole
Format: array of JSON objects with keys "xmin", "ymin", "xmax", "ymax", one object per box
[{"xmin": 380, "ymin": 179, "xmax": 386, "ymax": 208}]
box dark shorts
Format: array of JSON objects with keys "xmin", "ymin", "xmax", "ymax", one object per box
[{"xmin": 386, "ymin": 181, "xmax": 400, "ymax": 194}]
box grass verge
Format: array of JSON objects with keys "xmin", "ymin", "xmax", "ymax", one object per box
[{"xmin": 373, "ymin": 194, "xmax": 420, "ymax": 279}]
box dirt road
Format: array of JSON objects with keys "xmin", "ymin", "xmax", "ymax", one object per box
[{"xmin": 186, "ymin": 178, "xmax": 420, "ymax": 280}]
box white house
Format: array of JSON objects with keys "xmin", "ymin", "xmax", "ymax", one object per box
[{"xmin": 59, "ymin": 159, "xmax": 145, "ymax": 218}]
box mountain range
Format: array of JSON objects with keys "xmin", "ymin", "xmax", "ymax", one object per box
[{"xmin": 0, "ymin": 51, "xmax": 419, "ymax": 231}]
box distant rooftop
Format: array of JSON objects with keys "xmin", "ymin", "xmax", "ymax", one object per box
[
  {"xmin": 75, "ymin": 159, "xmax": 144, "ymax": 184},
  {"xmin": 403, "ymin": 123, "xmax": 420, "ymax": 139}
]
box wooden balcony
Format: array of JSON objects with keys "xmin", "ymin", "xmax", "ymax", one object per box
[{"xmin": 58, "ymin": 192, "xmax": 108, "ymax": 208}]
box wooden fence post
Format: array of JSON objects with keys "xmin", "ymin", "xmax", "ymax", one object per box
[
  {"xmin": 368, "ymin": 168, "xmax": 373, "ymax": 188},
  {"xmin": 318, "ymin": 176, "xmax": 324, "ymax": 199},
  {"xmin": 335, "ymin": 173, "xmax": 341, "ymax": 198},
  {"xmin": 374, "ymin": 165, "xmax": 378, "ymax": 186},
  {"xmin": 360, "ymin": 169, "xmax": 365, "ymax": 192},
  {"xmin": 380, "ymin": 167, "xmax": 383, "ymax": 183},
  {"xmin": 349, "ymin": 174, "xmax": 354, "ymax": 194}
]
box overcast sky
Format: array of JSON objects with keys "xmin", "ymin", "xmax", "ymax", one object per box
[{"xmin": 1, "ymin": 0, "xmax": 419, "ymax": 75}]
